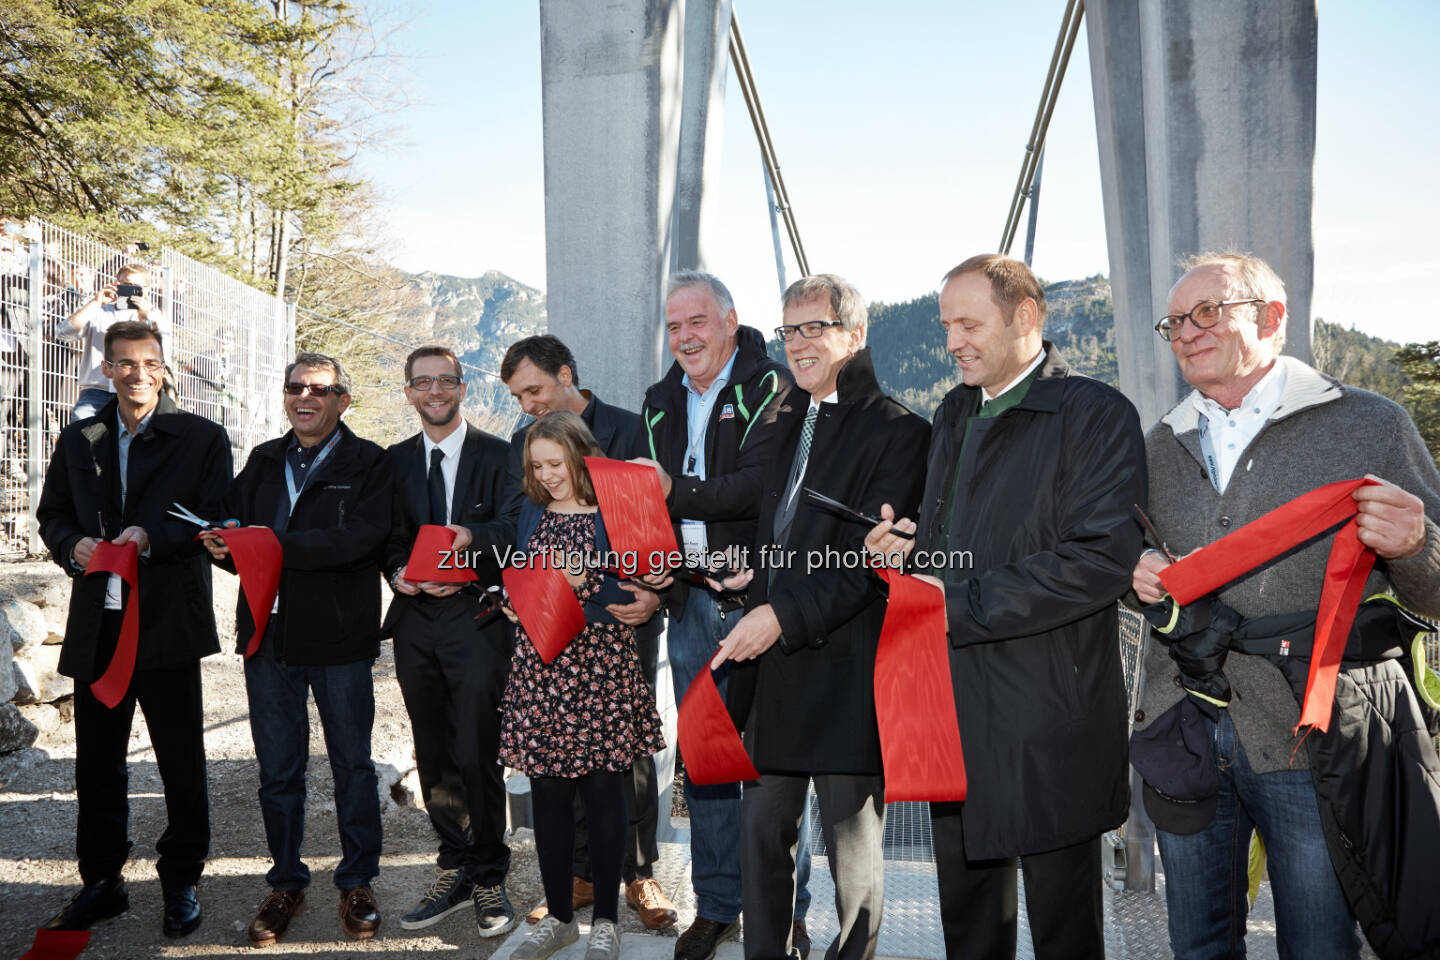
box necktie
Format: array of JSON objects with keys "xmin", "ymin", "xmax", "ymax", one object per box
[
  {"xmin": 786, "ymin": 406, "xmax": 818, "ymax": 509},
  {"xmin": 427, "ymin": 447, "xmax": 447, "ymax": 525}
]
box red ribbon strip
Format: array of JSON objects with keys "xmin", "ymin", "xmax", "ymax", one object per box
[
  {"xmin": 677, "ymin": 665, "xmax": 759, "ymax": 785},
  {"xmin": 404, "ymin": 524, "xmax": 479, "ymax": 584},
  {"xmin": 84, "ymin": 541, "xmax": 139, "ymax": 709},
  {"xmin": 874, "ymin": 567, "xmax": 968, "ymax": 801},
  {"xmin": 1158, "ymin": 477, "xmax": 1379, "ymax": 733},
  {"xmin": 585, "ymin": 457, "xmax": 679, "ymax": 576},
  {"xmin": 502, "ymin": 564, "xmax": 585, "ymax": 664},
  {"xmin": 19, "ymin": 929, "xmax": 90, "ymax": 960},
  {"xmin": 213, "ymin": 527, "xmax": 284, "ymax": 659}
]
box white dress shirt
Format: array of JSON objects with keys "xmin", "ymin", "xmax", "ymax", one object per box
[
  {"xmin": 422, "ymin": 419, "xmax": 467, "ymax": 525},
  {"xmin": 1189, "ymin": 360, "xmax": 1287, "ymax": 494}
]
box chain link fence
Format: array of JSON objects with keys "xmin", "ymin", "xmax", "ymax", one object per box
[{"xmin": 0, "ymin": 218, "xmax": 292, "ymax": 558}]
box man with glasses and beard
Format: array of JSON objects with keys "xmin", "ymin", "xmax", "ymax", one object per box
[
  {"xmin": 383, "ymin": 346, "xmax": 519, "ymax": 938},
  {"xmin": 200, "ymin": 352, "xmax": 394, "ymax": 946}
]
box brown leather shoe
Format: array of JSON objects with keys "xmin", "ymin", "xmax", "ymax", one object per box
[
  {"xmin": 338, "ymin": 886, "xmax": 380, "ymax": 940},
  {"xmin": 247, "ymin": 889, "xmax": 304, "ymax": 946},
  {"xmin": 625, "ymin": 877, "xmax": 677, "ymax": 930},
  {"xmin": 524, "ymin": 876, "xmax": 594, "ymax": 924}
]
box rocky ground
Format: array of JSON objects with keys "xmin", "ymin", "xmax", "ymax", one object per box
[{"xmin": 0, "ymin": 561, "xmax": 561, "ymax": 959}]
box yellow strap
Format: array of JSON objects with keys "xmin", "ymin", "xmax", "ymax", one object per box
[
  {"xmin": 1155, "ymin": 597, "xmax": 1181, "ymax": 635},
  {"xmin": 1247, "ymin": 831, "xmax": 1267, "ymax": 907}
]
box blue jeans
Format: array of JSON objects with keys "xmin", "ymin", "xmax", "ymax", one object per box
[
  {"xmin": 669, "ymin": 590, "xmax": 813, "ymax": 924},
  {"xmin": 245, "ymin": 638, "xmax": 382, "ymax": 892},
  {"xmin": 1156, "ymin": 711, "xmax": 1360, "ymax": 960},
  {"xmin": 73, "ymin": 386, "xmax": 113, "ymax": 420}
]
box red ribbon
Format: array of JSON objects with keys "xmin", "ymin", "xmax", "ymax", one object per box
[
  {"xmin": 502, "ymin": 564, "xmax": 585, "ymax": 664},
  {"xmin": 1158, "ymin": 477, "xmax": 1379, "ymax": 733},
  {"xmin": 585, "ymin": 457, "xmax": 679, "ymax": 576},
  {"xmin": 84, "ymin": 541, "xmax": 139, "ymax": 709},
  {"xmin": 214, "ymin": 527, "xmax": 284, "ymax": 659},
  {"xmin": 404, "ymin": 524, "xmax": 479, "ymax": 583},
  {"xmin": 677, "ymin": 665, "xmax": 759, "ymax": 785},
  {"xmin": 874, "ymin": 567, "xmax": 968, "ymax": 801},
  {"xmin": 19, "ymin": 929, "xmax": 90, "ymax": 960}
]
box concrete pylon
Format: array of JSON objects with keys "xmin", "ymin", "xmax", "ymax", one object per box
[
  {"xmin": 672, "ymin": 0, "xmax": 733, "ymax": 273},
  {"xmin": 538, "ymin": 0, "xmax": 685, "ymax": 410},
  {"xmin": 1087, "ymin": 0, "xmax": 1318, "ymax": 429}
]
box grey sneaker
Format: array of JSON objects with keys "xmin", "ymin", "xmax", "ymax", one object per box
[
  {"xmin": 586, "ymin": 918, "xmax": 621, "ymax": 960},
  {"xmin": 511, "ymin": 914, "xmax": 580, "ymax": 959}
]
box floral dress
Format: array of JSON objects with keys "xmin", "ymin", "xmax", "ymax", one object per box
[{"xmin": 499, "ymin": 509, "xmax": 666, "ymax": 778}]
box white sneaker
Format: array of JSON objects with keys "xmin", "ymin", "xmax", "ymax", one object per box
[
  {"xmin": 586, "ymin": 918, "xmax": 621, "ymax": 960},
  {"xmin": 512, "ymin": 914, "xmax": 580, "ymax": 959}
]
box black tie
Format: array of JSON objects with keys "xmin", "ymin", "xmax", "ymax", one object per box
[{"xmin": 428, "ymin": 447, "xmax": 447, "ymax": 525}]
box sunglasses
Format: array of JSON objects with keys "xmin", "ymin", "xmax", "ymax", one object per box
[{"xmin": 283, "ymin": 382, "xmax": 344, "ymax": 397}]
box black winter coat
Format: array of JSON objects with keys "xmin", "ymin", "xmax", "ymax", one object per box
[
  {"xmin": 221, "ymin": 421, "xmax": 393, "ymax": 665},
  {"xmin": 729, "ymin": 349, "xmax": 930, "ymax": 775},
  {"xmin": 503, "ymin": 391, "xmax": 641, "ymax": 524},
  {"xmin": 382, "ymin": 422, "xmax": 514, "ymax": 636},
  {"xmin": 915, "ymin": 346, "xmax": 1147, "ymax": 859},
  {"xmin": 38, "ymin": 394, "xmax": 232, "ymax": 679},
  {"xmin": 637, "ymin": 326, "xmax": 793, "ymax": 614}
]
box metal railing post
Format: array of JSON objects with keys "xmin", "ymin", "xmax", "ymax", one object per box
[{"xmin": 25, "ymin": 240, "xmax": 44, "ymax": 554}]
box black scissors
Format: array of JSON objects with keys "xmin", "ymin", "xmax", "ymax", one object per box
[{"xmin": 804, "ymin": 488, "xmax": 915, "ymax": 539}]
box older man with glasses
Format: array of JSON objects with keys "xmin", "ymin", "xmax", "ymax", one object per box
[
  {"xmin": 1131, "ymin": 252, "xmax": 1440, "ymax": 959},
  {"xmin": 200, "ymin": 351, "xmax": 395, "ymax": 946}
]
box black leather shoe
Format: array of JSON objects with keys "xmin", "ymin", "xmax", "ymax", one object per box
[
  {"xmin": 674, "ymin": 916, "xmax": 741, "ymax": 960},
  {"xmin": 162, "ymin": 885, "xmax": 202, "ymax": 937},
  {"xmin": 42, "ymin": 877, "xmax": 129, "ymax": 930}
]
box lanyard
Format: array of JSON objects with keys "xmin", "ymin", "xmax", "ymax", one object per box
[
  {"xmin": 284, "ymin": 429, "xmax": 342, "ymax": 512},
  {"xmin": 1196, "ymin": 417, "xmax": 1221, "ymax": 494}
]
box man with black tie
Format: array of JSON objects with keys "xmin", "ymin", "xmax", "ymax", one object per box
[
  {"xmin": 383, "ymin": 345, "xmax": 518, "ymax": 937},
  {"xmin": 37, "ymin": 320, "xmax": 232, "ymax": 937},
  {"xmin": 499, "ymin": 335, "xmax": 677, "ymax": 930}
]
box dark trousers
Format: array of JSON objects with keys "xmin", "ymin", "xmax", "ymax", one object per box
[
  {"xmin": 244, "ymin": 633, "xmax": 381, "ymax": 892},
  {"xmin": 533, "ymin": 771, "xmax": 628, "ymax": 924},
  {"xmin": 742, "ymin": 773, "xmax": 886, "ymax": 960},
  {"xmin": 392, "ymin": 596, "xmax": 511, "ymax": 885},
  {"xmin": 74, "ymin": 627, "xmax": 209, "ymax": 888},
  {"xmin": 572, "ymin": 618, "xmax": 661, "ymax": 885},
  {"xmin": 930, "ymin": 806, "xmax": 1104, "ymax": 960}
]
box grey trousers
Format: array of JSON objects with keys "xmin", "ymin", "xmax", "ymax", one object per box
[{"xmin": 741, "ymin": 772, "xmax": 886, "ymax": 960}]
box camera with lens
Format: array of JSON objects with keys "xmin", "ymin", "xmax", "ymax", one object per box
[{"xmin": 114, "ymin": 282, "xmax": 146, "ymax": 311}]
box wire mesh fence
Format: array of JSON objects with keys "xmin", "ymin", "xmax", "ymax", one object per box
[{"xmin": 0, "ymin": 218, "xmax": 291, "ymax": 558}]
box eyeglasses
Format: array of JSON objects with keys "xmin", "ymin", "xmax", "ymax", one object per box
[
  {"xmin": 102, "ymin": 359, "xmax": 164, "ymax": 374},
  {"xmin": 774, "ymin": 320, "xmax": 844, "ymax": 342},
  {"xmin": 1155, "ymin": 299, "xmax": 1266, "ymax": 342},
  {"xmin": 407, "ymin": 374, "xmax": 463, "ymax": 391},
  {"xmin": 283, "ymin": 382, "xmax": 344, "ymax": 397}
]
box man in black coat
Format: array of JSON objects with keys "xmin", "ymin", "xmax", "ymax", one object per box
[
  {"xmin": 382, "ymin": 346, "xmax": 518, "ymax": 937},
  {"xmin": 867, "ymin": 255, "xmax": 1146, "ymax": 960},
  {"xmin": 37, "ymin": 321, "xmax": 232, "ymax": 937},
  {"xmin": 499, "ymin": 334, "xmax": 677, "ymax": 930},
  {"xmin": 714, "ymin": 275, "xmax": 930, "ymax": 960},
  {"xmin": 630, "ymin": 271, "xmax": 808, "ymax": 959},
  {"xmin": 200, "ymin": 352, "xmax": 393, "ymax": 945}
]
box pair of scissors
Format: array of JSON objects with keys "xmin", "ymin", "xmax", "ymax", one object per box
[
  {"xmin": 166, "ymin": 502, "xmax": 236, "ymax": 531},
  {"xmin": 804, "ymin": 488, "xmax": 916, "ymax": 540}
]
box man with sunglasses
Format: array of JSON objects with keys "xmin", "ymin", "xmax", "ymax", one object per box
[
  {"xmin": 1130, "ymin": 253, "xmax": 1440, "ymax": 959},
  {"xmin": 381, "ymin": 346, "xmax": 519, "ymax": 937},
  {"xmin": 37, "ymin": 321, "xmax": 232, "ymax": 938},
  {"xmin": 201, "ymin": 351, "xmax": 394, "ymax": 945}
]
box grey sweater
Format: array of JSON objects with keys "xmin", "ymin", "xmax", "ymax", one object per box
[{"xmin": 1136, "ymin": 357, "xmax": 1440, "ymax": 773}]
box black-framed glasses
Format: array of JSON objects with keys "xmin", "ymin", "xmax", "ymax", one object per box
[
  {"xmin": 774, "ymin": 320, "xmax": 844, "ymax": 342},
  {"xmin": 283, "ymin": 382, "xmax": 344, "ymax": 397},
  {"xmin": 102, "ymin": 359, "xmax": 164, "ymax": 374},
  {"xmin": 1155, "ymin": 299, "xmax": 1266, "ymax": 342},
  {"xmin": 407, "ymin": 374, "xmax": 463, "ymax": 391}
]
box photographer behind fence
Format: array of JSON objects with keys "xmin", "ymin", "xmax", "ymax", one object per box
[{"xmin": 66, "ymin": 263, "xmax": 174, "ymax": 419}]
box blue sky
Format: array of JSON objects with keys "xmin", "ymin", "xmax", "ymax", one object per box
[{"xmin": 361, "ymin": 1, "xmax": 1438, "ymax": 345}]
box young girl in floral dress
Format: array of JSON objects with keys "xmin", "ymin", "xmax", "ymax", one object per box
[{"xmin": 500, "ymin": 410, "xmax": 665, "ymax": 960}]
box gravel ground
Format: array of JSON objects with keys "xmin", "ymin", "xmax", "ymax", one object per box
[{"xmin": 0, "ymin": 561, "xmax": 551, "ymax": 960}]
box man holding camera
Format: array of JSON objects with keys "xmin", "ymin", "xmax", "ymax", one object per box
[{"xmin": 66, "ymin": 263, "xmax": 172, "ymax": 419}]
